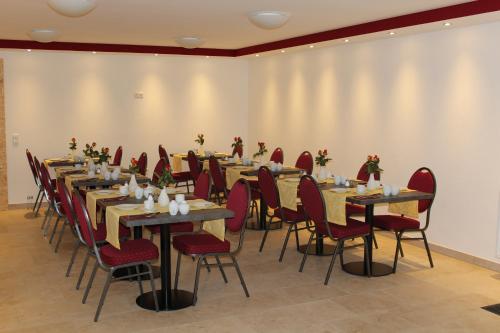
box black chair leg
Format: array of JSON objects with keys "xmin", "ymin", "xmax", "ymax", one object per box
[
  {"xmin": 145, "ymin": 262, "xmax": 159, "ymax": 312},
  {"xmin": 373, "ymin": 233, "xmax": 379, "ymax": 249},
  {"xmin": 192, "ymin": 257, "xmax": 203, "ymax": 305},
  {"xmin": 49, "ymin": 215, "xmax": 61, "ymax": 244},
  {"xmin": 325, "ymin": 240, "xmax": 343, "ymax": 285},
  {"xmin": 94, "ymin": 270, "xmax": 113, "ymax": 322},
  {"xmin": 76, "ymin": 251, "xmax": 90, "ymax": 290},
  {"xmin": 54, "ymin": 220, "xmax": 67, "ymax": 252},
  {"xmin": 421, "ymin": 231, "xmax": 434, "ymax": 268},
  {"xmin": 259, "ymin": 226, "xmax": 270, "ymax": 252},
  {"xmin": 293, "ymin": 223, "xmax": 300, "ymax": 250},
  {"xmin": 393, "ymin": 232, "xmax": 403, "ymax": 273},
  {"xmin": 174, "ymin": 251, "xmax": 182, "ymax": 290},
  {"xmin": 33, "ymin": 188, "xmax": 42, "ymax": 212},
  {"xmin": 66, "ymin": 239, "xmax": 80, "ymax": 277},
  {"xmin": 135, "ymin": 266, "xmax": 144, "ymax": 295},
  {"xmin": 396, "ymin": 232, "xmax": 404, "ymax": 257},
  {"xmin": 279, "ymin": 223, "xmax": 293, "ymax": 262},
  {"xmin": 203, "ymin": 258, "xmax": 211, "ymax": 272},
  {"xmin": 34, "ymin": 192, "xmax": 44, "ymax": 216},
  {"xmin": 83, "ymin": 260, "xmax": 99, "ymax": 304},
  {"xmin": 231, "ymin": 255, "xmax": 249, "ymax": 297},
  {"xmin": 299, "ymin": 232, "xmax": 314, "ymax": 272},
  {"xmin": 215, "ymin": 256, "xmax": 228, "ymax": 283}
]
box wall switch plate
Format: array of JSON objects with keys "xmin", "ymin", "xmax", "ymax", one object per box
[
  {"xmin": 134, "ymin": 92, "xmax": 144, "ymax": 99},
  {"xmin": 12, "ymin": 133, "xmax": 20, "ymax": 146}
]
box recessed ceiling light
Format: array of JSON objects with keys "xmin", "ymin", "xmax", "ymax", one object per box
[
  {"xmin": 443, "ymin": 22, "xmax": 452, "ymax": 27},
  {"xmin": 176, "ymin": 36, "xmax": 204, "ymax": 49},
  {"xmin": 154, "ymin": 53, "xmax": 158, "ymax": 56},
  {"xmin": 255, "ymin": 54, "xmax": 260, "ymax": 57},
  {"xmin": 26, "ymin": 49, "xmax": 32, "ymax": 52},
  {"xmin": 92, "ymin": 51, "xmax": 97, "ymax": 54},
  {"xmin": 28, "ymin": 29, "xmax": 59, "ymax": 43},
  {"xmin": 247, "ymin": 11, "xmax": 290, "ymax": 29},
  {"xmin": 309, "ymin": 45, "xmax": 315, "ymax": 48},
  {"xmin": 281, "ymin": 50, "xmax": 285, "ymax": 53},
  {"xmin": 48, "ymin": 0, "xmax": 97, "ymax": 17},
  {"xmin": 344, "ymin": 39, "xmax": 349, "ymax": 43},
  {"xmin": 388, "ymin": 31, "xmax": 396, "ymax": 36},
  {"xmin": 206, "ymin": 56, "xmax": 210, "ymax": 58}
]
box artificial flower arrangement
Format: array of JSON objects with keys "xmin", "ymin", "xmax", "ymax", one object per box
[
  {"xmin": 69, "ymin": 137, "xmax": 77, "ymax": 151},
  {"xmin": 83, "ymin": 142, "xmax": 99, "ymax": 158},
  {"xmin": 253, "ymin": 142, "xmax": 268, "ymax": 158},
  {"xmin": 129, "ymin": 157, "xmax": 140, "ymax": 174},
  {"xmin": 366, "ymin": 155, "xmax": 383, "ymax": 174},
  {"xmin": 315, "ymin": 149, "xmax": 332, "ymax": 166},
  {"xmin": 157, "ymin": 164, "xmax": 175, "ymax": 188},
  {"xmin": 195, "ymin": 133, "xmax": 205, "ymax": 146},
  {"xmin": 98, "ymin": 147, "xmax": 111, "ymax": 164},
  {"xmin": 231, "ymin": 136, "xmax": 243, "ymax": 149}
]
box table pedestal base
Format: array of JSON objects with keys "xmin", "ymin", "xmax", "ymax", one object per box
[
  {"xmin": 298, "ymin": 243, "xmax": 336, "ymax": 256},
  {"xmin": 245, "ymin": 221, "xmax": 282, "ymax": 231},
  {"xmin": 342, "ymin": 261, "xmax": 393, "ymax": 277},
  {"xmin": 136, "ymin": 289, "xmax": 193, "ymax": 311},
  {"xmin": 114, "ymin": 265, "xmax": 160, "ymax": 281}
]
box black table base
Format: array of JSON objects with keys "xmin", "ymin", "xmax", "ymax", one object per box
[
  {"xmin": 136, "ymin": 289, "xmax": 193, "ymax": 311},
  {"xmin": 245, "ymin": 221, "xmax": 282, "ymax": 231},
  {"xmin": 298, "ymin": 243, "xmax": 336, "ymax": 256},
  {"xmin": 342, "ymin": 261, "xmax": 393, "ymax": 277}
]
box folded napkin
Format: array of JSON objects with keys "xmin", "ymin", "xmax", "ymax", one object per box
[{"xmin": 172, "ymin": 154, "xmax": 184, "ymax": 173}]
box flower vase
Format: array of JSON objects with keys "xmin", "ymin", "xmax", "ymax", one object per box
[
  {"xmin": 318, "ymin": 166, "xmax": 328, "ymax": 181},
  {"xmin": 197, "ymin": 146, "xmax": 205, "ymax": 157},
  {"xmin": 129, "ymin": 174, "xmax": 138, "ymax": 193},
  {"xmin": 367, "ymin": 173, "xmax": 376, "ymax": 190}
]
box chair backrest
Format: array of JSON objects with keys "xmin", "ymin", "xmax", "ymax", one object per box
[
  {"xmin": 26, "ymin": 149, "xmax": 39, "ymax": 185},
  {"xmin": 270, "ymin": 147, "xmax": 284, "ymax": 164},
  {"xmin": 56, "ymin": 179, "xmax": 77, "ymax": 228},
  {"xmin": 193, "ymin": 170, "xmax": 212, "ymax": 200},
  {"xmin": 187, "ymin": 150, "xmax": 201, "ymax": 181},
  {"xmin": 225, "ymin": 179, "xmax": 250, "ymax": 234},
  {"xmin": 152, "ymin": 158, "xmax": 167, "ymax": 185},
  {"xmin": 137, "ymin": 152, "xmax": 147, "ymax": 176},
  {"xmin": 72, "ymin": 191, "xmax": 98, "ymax": 251},
  {"xmin": 407, "ymin": 167, "xmax": 436, "ymax": 213},
  {"xmin": 112, "ymin": 146, "xmax": 123, "ymax": 166},
  {"xmin": 258, "ymin": 166, "xmax": 280, "ymax": 210},
  {"xmin": 232, "ymin": 145, "xmax": 243, "ymax": 158},
  {"xmin": 295, "ymin": 151, "xmax": 313, "ymax": 175},
  {"xmin": 356, "ymin": 162, "xmax": 380, "ymax": 182},
  {"xmin": 34, "ymin": 156, "xmax": 42, "ymax": 182},
  {"xmin": 208, "ymin": 156, "xmax": 226, "ymax": 193},
  {"xmin": 40, "ymin": 163, "xmax": 56, "ymax": 202},
  {"xmin": 299, "ymin": 175, "xmax": 327, "ymax": 228}
]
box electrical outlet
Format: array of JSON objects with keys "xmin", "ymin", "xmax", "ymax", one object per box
[
  {"xmin": 134, "ymin": 92, "xmax": 144, "ymax": 99},
  {"xmin": 26, "ymin": 195, "xmax": 33, "ymax": 201}
]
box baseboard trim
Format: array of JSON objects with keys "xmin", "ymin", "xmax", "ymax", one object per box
[{"xmin": 8, "ymin": 202, "xmax": 48, "ymax": 210}]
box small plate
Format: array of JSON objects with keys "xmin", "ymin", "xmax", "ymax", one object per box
[
  {"xmin": 95, "ymin": 190, "xmax": 116, "ymax": 195},
  {"xmin": 191, "ymin": 201, "xmax": 214, "ymax": 209},
  {"xmin": 331, "ymin": 188, "xmax": 347, "ymax": 193},
  {"xmin": 142, "ymin": 207, "xmax": 157, "ymax": 213},
  {"xmin": 115, "ymin": 204, "xmax": 139, "ymax": 211}
]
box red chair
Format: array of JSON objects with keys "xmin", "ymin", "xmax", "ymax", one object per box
[
  {"xmin": 151, "ymin": 158, "xmax": 167, "ymax": 185},
  {"xmin": 209, "ymin": 156, "xmax": 227, "ymax": 204},
  {"xmin": 257, "ymin": 166, "xmax": 307, "ymax": 261},
  {"xmin": 173, "ymin": 178, "xmax": 251, "ymax": 304},
  {"xmin": 33, "ymin": 156, "xmax": 53, "ymax": 216},
  {"xmin": 109, "ymin": 146, "xmax": 122, "ymax": 166},
  {"xmin": 39, "ymin": 164, "xmax": 64, "ymax": 240},
  {"xmin": 295, "ymin": 151, "xmax": 313, "ymax": 175},
  {"xmin": 298, "ymin": 175, "xmax": 371, "ymax": 285},
  {"xmin": 270, "ymin": 147, "xmax": 284, "ymax": 164},
  {"xmin": 26, "ymin": 149, "xmax": 44, "ymax": 214},
  {"xmin": 372, "ymin": 167, "xmax": 436, "ymax": 272},
  {"xmin": 72, "ymin": 191, "xmax": 159, "ymax": 321},
  {"xmin": 159, "ymin": 145, "xmax": 192, "ymax": 193},
  {"xmin": 146, "ymin": 171, "xmax": 212, "ymax": 241},
  {"xmin": 232, "ymin": 145, "xmax": 243, "ymax": 158},
  {"xmin": 187, "ymin": 150, "xmax": 202, "ymax": 185},
  {"xmin": 137, "ymin": 152, "xmax": 147, "ymax": 176}
]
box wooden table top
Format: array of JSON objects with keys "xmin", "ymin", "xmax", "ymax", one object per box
[
  {"xmin": 96, "ymin": 194, "xmax": 197, "ymax": 209},
  {"xmin": 346, "ymin": 190, "xmax": 434, "ymax": 205},
  {"xmin": 169, "ymin": 153, "xmax": 231, "ymax": 161},
  {"xmin": 71, "ymin": 175, "xmax": 150, "ymax": 188}
]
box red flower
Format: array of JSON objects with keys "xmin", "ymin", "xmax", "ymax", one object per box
[
  {"xmin": 71, "ymin": 137, "xmax": 76, "ymax": 142},
  {"xmin": 92, "ymin": 142, "xmax": 96, "ymax": 147},
  {"xmin": 323, "ymin": 149, "xmax": 327, "ymax": 155}
]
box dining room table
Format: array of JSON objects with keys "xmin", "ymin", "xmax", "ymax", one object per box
[
  {"xmin": 169, "ymin": 152, "xmax": 231, "ymax": 173},
  {"xmin": 67, "ymin": 173, "xmax": 150, "ymax": 190},
  {"xmin": 112, "ymin": 202, "xmax": 234, "ymax": 311}
]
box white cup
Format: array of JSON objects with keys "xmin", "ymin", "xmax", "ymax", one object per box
[
  {"xmin": 135, "ymin": 187, "xmax": 144, "ymax": 200},
  {"xmin": 335, "ymin": 175, "xmax": 342, "ymax": 185},
  {"xmin": 383, "ymin": 184, "xmax": 392, "ymax": 196},
  {"xmin": 391, "ymin": 186, "xmax": 400, "ymax": 196},
  {"xmin": 104, "ymin": 171, "xmax": 111, "ymax": 181},
  {"xmin": 356, "ymin": 184, "xmax": 366, "ymax": 194},
  {"xmin": 175, "ymin": 193, "xmax": 185, "ymax": 203}
]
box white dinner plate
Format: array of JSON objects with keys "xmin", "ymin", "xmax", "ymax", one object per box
[
  {"xmin": 95, "ymin": 190, "xmax": 117, "ymax": 195},
  {"xmin": 115, "ymin": 204, "xmax": 139, "ymax": 211},
  {"xmin": 331, "ymin": 188, "xmax": 347, "ymax": 193},
  {"xmin": 191, "ymin": 201, "xmax": 214, "ymax": 209},
  {"xmin": 142, "ymin": 207, "xmax": 157, "ymax": 213}
]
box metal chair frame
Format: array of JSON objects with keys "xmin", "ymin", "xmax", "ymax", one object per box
[
  {"xmin": 298, "ymin": 175, "xmax": 371, "ymax": 285},
  {"xmin": 72, "ymin": 191, "xmax": 159, "ymax": 321},
  {"xmin": 26, "ymin": 150, "xmax": 44, "ymax": 214},
  {"xmin": 173, "ymin": 179, "xmax": 251, "ymax": 305}
]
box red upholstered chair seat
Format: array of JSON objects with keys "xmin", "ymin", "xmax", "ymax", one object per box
[
  {"xmin": 93, "ymin": 223, "xmax": 131, "ymax": 242},
  {"xmin": 274, "ymin": 205, "xmax": 306, "ymax": 223},
  {"xmin": 146, "ymin": 222, "xmax": 194, "ymax": 234},
  {"xmin": 346, "ymin": 203, "xmax": 365, "ymax": 216},
  {"xmin": 173, "ymin": 233, "xmax": 230, "ymax": 255},
  {"xmin": 316, "ymin": 218, "xmax": 370, "ymax": 239},
  {"xmin": 99, "ymin": 239, "xmax": 159, "ymax": 266},
  {"xmin": 373, "ymin": 215, "xmax": 420, "ymax": 231}
]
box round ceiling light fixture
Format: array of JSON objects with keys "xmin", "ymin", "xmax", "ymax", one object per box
[
  {"xmin": 47, "ymin": 0, "xmax": 97, "ymax": 17},
  {"xmin": 28, "ymin": 29, "xmax": 59, "ymax": 43},
  {"xmin": 176, "ymin": 36, "xmax": 204, "ymax": 49},
  {"xmin": 247, "ymin": 11, "xmax": 290, "ymax": 29}
]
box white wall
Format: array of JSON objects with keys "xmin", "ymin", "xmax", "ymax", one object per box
[
  {"xmin": 3, "ymin": 51, "xmax": 248, "ymax": 204},
  {"xmin": 248, "ymin": 22, "xmax": 500, "ymax": 264}
]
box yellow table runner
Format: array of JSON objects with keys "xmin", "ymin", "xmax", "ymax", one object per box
[
  {"xmin": 172, "ymin": 154, "xmax": 185, "ymax": 173},
  {"xmin": 225, "ymin": 166, "xmax": 257, "ymax": 189},
  {"xmin": 86, "ymin": 190, "xmax": 124, "ymax": 230},
  {"xmin": 105, "ymin": 200, "xmax": 225, "ymax": 249},
  {"xmin": 388, "ymin": 189, "xmax": 419, "ymax": 218}
]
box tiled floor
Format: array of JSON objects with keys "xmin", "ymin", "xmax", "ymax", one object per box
[{"xmin": 0, "ymin": 208, "xmax": 499, "ymax": 332}]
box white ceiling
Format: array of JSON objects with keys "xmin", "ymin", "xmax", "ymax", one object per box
[{"xmin": 0, "ymin": 0, "xmax": 471, "ymax": 49}]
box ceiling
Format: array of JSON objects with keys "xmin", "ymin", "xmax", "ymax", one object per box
[{"xmin": 0, "ymin": 0, "xmax": 471, "ymax": 49}]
